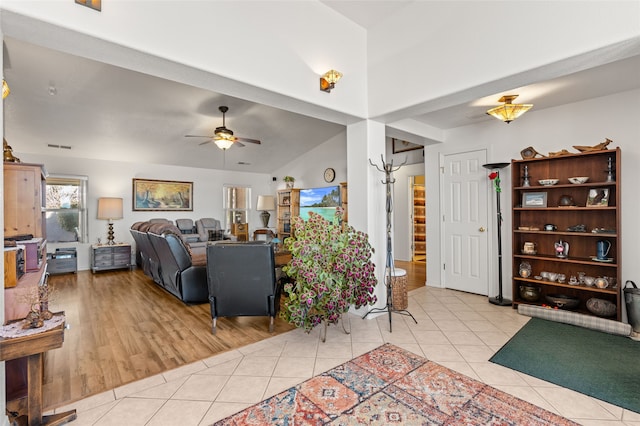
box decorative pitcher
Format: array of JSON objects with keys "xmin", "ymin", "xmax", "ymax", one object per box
[
  {"xmin": 596, "ymin": 239, "xmax": 611, "ymax": 260},
  {"xmin": 555, "ymin": 240, "xmax": 569, "ymax": 258}
]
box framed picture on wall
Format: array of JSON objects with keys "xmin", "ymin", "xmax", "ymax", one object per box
[
  {"xmin": 132, "ymin": 178, "xmax": 193, "ymax": 211},
  {"xmin": 392, "ymin": 138, "xmax": 423, "ymax": 154}
]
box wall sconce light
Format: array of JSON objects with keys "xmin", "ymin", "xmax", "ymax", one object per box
[
  {"xmin": 486, "ymin": 95, "xmax": 532, "ymax": 123},
  {"xmin": 2, "ymin": 79, "xmax": 10, "ymax": 99},
  {"xmin": 256, "ymin": 195, "xmax": 276, "ymax": 228},
  {"xmin": 320, "ymin": 69, "xmax": 342, "ymax": 93},
  {"xmin": 97, "ymin": 197, "xmax": 123, "ymax": 245}
]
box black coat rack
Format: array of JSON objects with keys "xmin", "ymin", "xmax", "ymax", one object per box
[
  {"xmin": 482, "ymin": 162, "xmax": 511, "ymax": 306},
  {"xmin": 363, "ymin": 155, "xmax": 417, "ymax": 331}
]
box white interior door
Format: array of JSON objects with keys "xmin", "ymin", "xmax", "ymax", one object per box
[{"xmin": 442, "ymin": 150, "xmax": 489, "ymax": 295}]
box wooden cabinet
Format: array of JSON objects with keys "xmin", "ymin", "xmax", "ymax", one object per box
[
  {"xmin": 91, "ymin": 244, "xmax": 132, "ymax": 273},
  {"xmin": 412, "ymin": 178, "xmax": 426, "ymax": 262},
  {"xmin": 511, "ymin": 148, "xmax": 621, "ymax": 320},
  {"xmin": 276, "ymin": 188, "xmax": 300, "ymax": 241},
  {"xmin": 340, "ymin": 182, "xmax": 348, "ymax": 224},
  {"xmin": 3, "ymin": 163, "xmax": 50, "ymax": 418},
  {"xmin": 3, "ymin": 163, "xmax": 46, "ymax": 239}
]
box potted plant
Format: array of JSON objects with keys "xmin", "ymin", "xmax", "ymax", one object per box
[
  {"xmin": 280, "ymin": 210, "xmax": 378, "ymax": 332},
  {"xmin": 283, "ymin": 176, "xmax": 295, "ymax": 188}
]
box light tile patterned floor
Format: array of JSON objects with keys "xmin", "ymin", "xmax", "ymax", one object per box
[{"xmin": 52, "ymin": 287, "xmax": 640, "ymax": 425}]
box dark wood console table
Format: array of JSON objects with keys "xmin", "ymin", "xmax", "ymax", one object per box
[{"xmin": 0, "ymin": 316, "xmax": 76, "ymax": 426}]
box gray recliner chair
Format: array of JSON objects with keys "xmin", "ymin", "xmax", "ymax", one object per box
[
  {"xmin": 176, "ymin": 218, "xmax": 199, "ymax": 243},
  {"xmin": 206, "ymin": 241, "xmax": 279, "ymax": 334},
  {"xmin": 196, "ymin": 218, "xmax": 224, "ymax": 242}
]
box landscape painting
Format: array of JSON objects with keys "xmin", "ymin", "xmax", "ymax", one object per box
[
  {"xmin": 299, "ymin": 186, "xmax": 340, "ymax": 222},
  {"xmin": 133, "ymin": 178, "xmax": 193, "ymax": 211}
]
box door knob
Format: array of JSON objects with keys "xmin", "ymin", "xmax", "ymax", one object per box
[{"xmin": 479, "ymin": 227, "xmax": 486, "ymax": 232}]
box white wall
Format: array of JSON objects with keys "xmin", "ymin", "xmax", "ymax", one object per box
[
  {"xmin": 16, "ymin": 152, "xmax": 273, "ymax": 271},
  {"xmin": 367, "ymin": 1, "xmax": 640, "ymax": 118},
  {"xmin": 272, "ymin": 131, "xmax": 347, "ymax": 190},
  {"xmin": 1, "ymin": 1, "xmax": 368, "ymax": 121},
  {"xmin": 425, "ymin": 89, "xmax": 640, "ymax": 300}
]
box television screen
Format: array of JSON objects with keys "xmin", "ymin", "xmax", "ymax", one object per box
[{"xmin": 299, "ymin": 185, "xmax": 341, "ymax": 222}]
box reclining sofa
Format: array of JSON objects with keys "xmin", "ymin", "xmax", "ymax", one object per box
[{"xmin": 130, "ymin": 221, "xmax": 208, "ymax": 303}]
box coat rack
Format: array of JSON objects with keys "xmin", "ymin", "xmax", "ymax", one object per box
[
  {"xmin": 483, "ymin": 162, "xmax": 511, "ymax": 306},
  {"xmin": 363, "ymin": 155, "xmax": 417, "ymax": 331}
]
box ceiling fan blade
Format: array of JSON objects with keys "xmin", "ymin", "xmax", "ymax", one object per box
[
  {"xmin": 185, "ymin": 134, "xmax": 215, "ymax": 138},
  {"xmin": 235, "ymin": 136, "xmax": 261, "ymax": 145},
  {"xmin": 198, "ymin": 140, "xmax": 213, "ymax": 146},
  {"xmin": 234, "ymin": 141, "xmax": 246, "ymax": 148}
]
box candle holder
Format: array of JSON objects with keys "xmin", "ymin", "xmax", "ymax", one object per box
[
  {"xmin": 605, "ymin": 156, "xmax": 615, "ymax": 182},
  {"xmin": 522, "ymin": 165, "xmax": 531, "ymax": 187}
]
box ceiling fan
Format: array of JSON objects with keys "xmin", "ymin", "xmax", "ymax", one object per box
[{"xmin": 185, "ymin": 106, "xmax": 261, "ymax": 150}]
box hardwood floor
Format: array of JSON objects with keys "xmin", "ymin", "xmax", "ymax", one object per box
[{"xmin": 40, "ymin": 261, "xmax": 426, "ymax": 410}]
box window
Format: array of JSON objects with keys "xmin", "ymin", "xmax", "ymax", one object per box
[
  {"xmin": 223, "ymin": 185, "xmax": 251, "ymax": 232},
  {"xmin": 45, "ymin": 175, "xmax": 88, "ymax": 243}
]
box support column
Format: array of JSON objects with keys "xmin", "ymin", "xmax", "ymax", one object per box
[{"xmin": 346, "ymin": 120, "xmax": 388, "ymax": 316}]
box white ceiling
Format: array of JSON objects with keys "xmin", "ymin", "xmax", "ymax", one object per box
[{"xmin": 3, "ymin": 4, "xmax": 640, "ymax": 173}]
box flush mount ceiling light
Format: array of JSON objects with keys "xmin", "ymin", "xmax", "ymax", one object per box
[
  {"xmin": 486, "ymin": 95, "xmax": 533, "ymax": 123},
  {"xmin": 320, "ymin": 69, "xmax": 342, "ymax": 93}
]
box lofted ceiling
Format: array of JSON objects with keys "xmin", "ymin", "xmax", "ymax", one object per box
[{"xmin": 2, "ymin": 4, "xmax": 640, "ymax": 173}]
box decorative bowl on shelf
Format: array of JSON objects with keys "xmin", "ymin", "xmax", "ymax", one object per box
[
  {"xmin": 519, "ymin": 285, "xmax": 541, "ymax": 302},
  {"xmin": 545, "ymin": 294, "xmax": 580, "ymax": 310},
  {"xmin": 586, "ymin": 298, "xmax": 616, "ymax": 317},
  {"xmin": 568, "ymin": 176, "xmax": 589, "ymax": 184},
  {"xmin": 538, "ymin": 179, "xmax": 559, "ymax": 186},
  {"xmin": 595, "ymin": 277, "xmax": 609, "ymax": 289}
]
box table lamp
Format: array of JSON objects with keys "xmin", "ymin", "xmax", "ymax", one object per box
[
  {"xmin": 256, "ymin": 195, "xmax": 276, "ymax": 228},
  {"xmin": 97, "ymin": 197, "xmax": 123, "ymax": 245}
]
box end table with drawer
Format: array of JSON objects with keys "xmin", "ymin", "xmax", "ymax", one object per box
[{"xmin": 91, "ymin": 243, "xmax": 132, "ymax": 273}]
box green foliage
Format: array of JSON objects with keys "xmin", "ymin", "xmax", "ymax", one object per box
[
  {"xmin": 281, "ymin": 210, "xmax": 377, "ymax": 332},
  {"xmin": 57, "ymin": 211, "xmax": 79, "ymax": 233}
]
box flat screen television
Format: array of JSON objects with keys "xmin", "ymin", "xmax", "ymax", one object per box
[{"xmin": 299, "ymin": 185, "xmax": 341, "ymax": 222}]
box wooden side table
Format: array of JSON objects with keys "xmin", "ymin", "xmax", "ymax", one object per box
[{"xmin": 0, "ymin": 315, "xmax": 76, "ymax": 426}]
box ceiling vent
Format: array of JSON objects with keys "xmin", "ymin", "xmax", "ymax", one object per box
[{"xmin": 48, "ymin": 144, "xmax": 72, "ymax": 150}]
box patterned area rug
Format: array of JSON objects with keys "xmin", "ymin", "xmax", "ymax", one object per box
[{"xmin": 214, "ymin": 343, "xmax": 577, "ymax": 425}]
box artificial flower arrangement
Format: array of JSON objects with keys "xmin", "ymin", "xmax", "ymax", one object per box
[
  {"xmin": 488, "ymin": 171, "xmax": 502, "ymax": 192},
  {"xmin": 281, "ymin": 209, "xmax": 377, "ymax": 332}
]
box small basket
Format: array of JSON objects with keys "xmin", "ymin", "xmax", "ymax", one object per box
[{"xmin": 389, "ymin": 268, "xmax": 408, "ymax": 310}]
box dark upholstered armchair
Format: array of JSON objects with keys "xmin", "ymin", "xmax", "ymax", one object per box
[
  {"xmin": 206, "ymin": 241, "xmax": 279, "ymax": 334},
  {"xmin": 147, "ymin": 232, "xmax": 209, "ymax": 303}
]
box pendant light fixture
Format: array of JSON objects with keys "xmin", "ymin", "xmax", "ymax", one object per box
[{"xmin": 486, "ymin": 95, "xmax": 532, "ymax": 123}]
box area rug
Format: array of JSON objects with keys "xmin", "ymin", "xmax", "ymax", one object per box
[
  {"xmin": 491, "ymin": 317, "xmax": 640, "ymax": 414},
  {"xmin": 214, "ymin": 343, "xmax": 577, "ymax": 425}
]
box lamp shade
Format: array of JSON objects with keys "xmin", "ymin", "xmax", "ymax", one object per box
[
  {"xmin": 97, "ymin": 197, "xmax": 123, "ymax": 221},
  {"xmin": 257, "ymin": 195, "xmax": 276, "ymax": 211},
  {"xmin": 214, "ymin": 138, "xmax": 234, "ymax": 150}
]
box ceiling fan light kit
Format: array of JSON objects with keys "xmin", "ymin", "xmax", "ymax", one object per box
[
  {"xmin": 486, "ymin": 95, "xmax": 532, "ymax": 123},
  {"xmin": 185, "ymin": 105, "xmax": 261, "ymax": 150},
  {"xmin": 320, "ymin": 69, "xmax": 342, "ymax": 93},
  {"xmin": 214, "ymin": 139, "xmax": 234, "ymax": 150}
]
